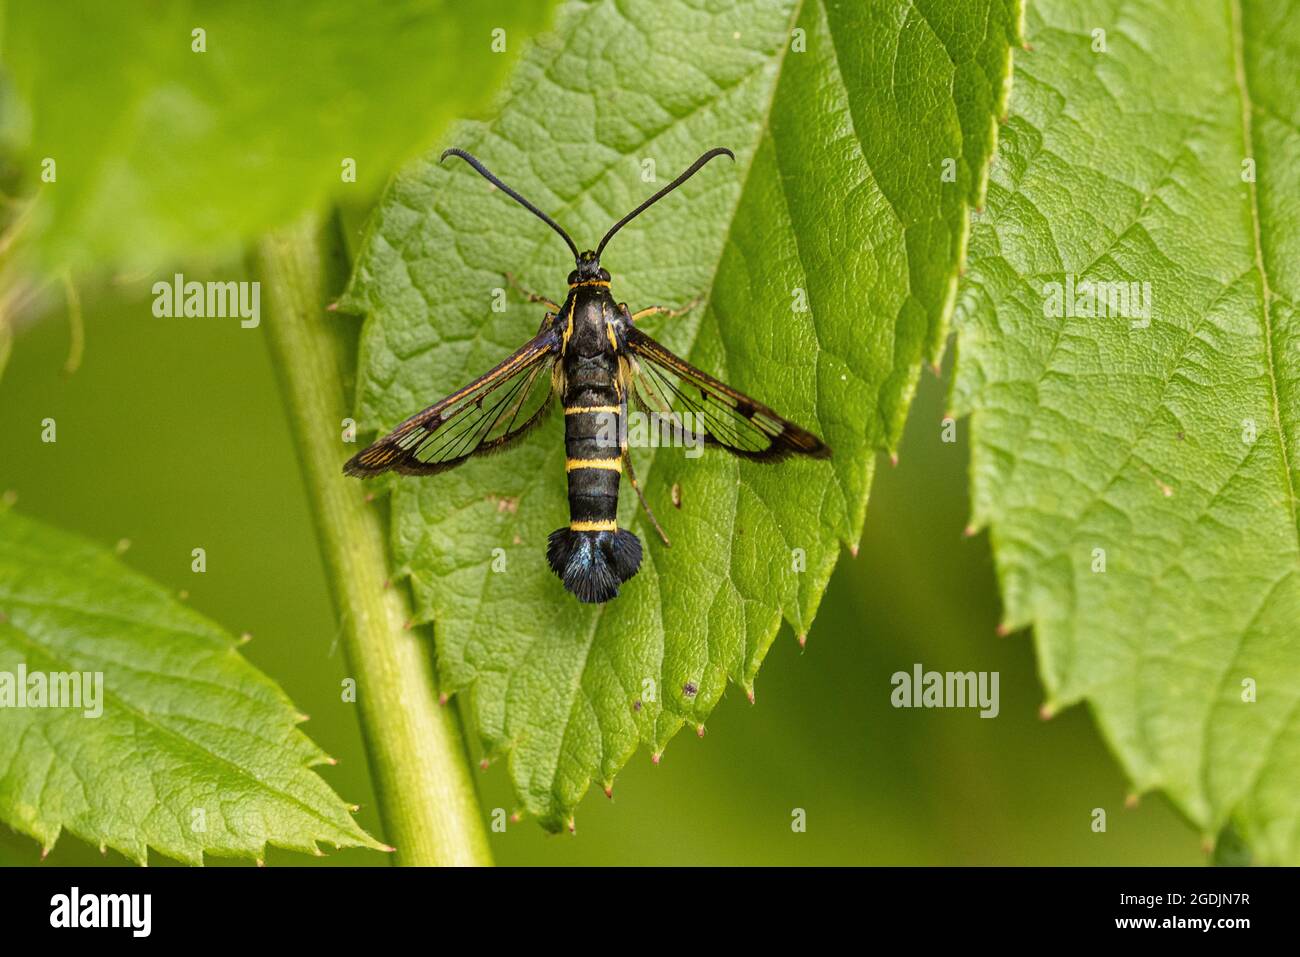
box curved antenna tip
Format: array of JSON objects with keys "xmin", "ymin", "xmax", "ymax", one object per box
[
  {"xmin": 595, "ymin": 147, "xmax": 736, "ymax": 258},
  {"xmin": 437, "ymin": 148, "xmax": 581, "ymax": 261}
]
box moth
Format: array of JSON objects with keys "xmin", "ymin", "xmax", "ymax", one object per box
[{"xmin": 345, "ymin": 148, "xmax": 831, "ymax": 603}]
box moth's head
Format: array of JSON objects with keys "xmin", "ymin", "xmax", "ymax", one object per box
[{"xmin": 569, "ymin": 250, "xmax": 609, "ymax": 284}]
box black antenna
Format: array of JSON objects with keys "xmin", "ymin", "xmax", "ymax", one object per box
[
  {"xmin": 595, "ymin": 148, "xmax": 734, "ymax": 259},
  {"xmin": 441, "ymin": 148, "xmax": 581, "ymax": 263}
]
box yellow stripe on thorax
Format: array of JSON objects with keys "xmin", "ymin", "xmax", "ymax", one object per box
[
  {"xmin": 565, "ymin": 405, "xmax": 620, "ymax": 415},
  {"xmin": 562, "ymin": 299, "xmax": 575, "ymax": 349}
]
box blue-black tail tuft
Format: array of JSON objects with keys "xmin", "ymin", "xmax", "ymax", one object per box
[{"xmin": 546, "ymin": 528, "xmax": 642, "ymax": 603}]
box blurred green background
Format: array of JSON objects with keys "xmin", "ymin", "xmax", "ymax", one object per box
[{"xmin": 0, "ymin": 266, "xmax": 1202, "ymax": 865}]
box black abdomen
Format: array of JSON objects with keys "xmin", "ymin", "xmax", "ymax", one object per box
[
  {"xmin": 562, "ymin": 356, "xmax": 622, "ymax": 528},
  {"xmin": 546, "ymin": 353, "xmax": 641, "ymax": 603}
]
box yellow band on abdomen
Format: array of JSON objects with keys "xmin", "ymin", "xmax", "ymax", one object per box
[
  {"xmin": 569, "ymin": 519, "xmax": 618, "ymax": 532},
  {"xmin": 566, "ymin": 458, "xmax": 622, "ymax": 473}
]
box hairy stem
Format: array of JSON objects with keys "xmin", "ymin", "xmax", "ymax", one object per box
[{"xmin": 256, "ymin": 214, "xmax": 492, "ymax": 866}]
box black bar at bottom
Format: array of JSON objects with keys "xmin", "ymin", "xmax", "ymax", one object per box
[{"xmin": 0, "ymin": 864, "xmax": 1286, "ymax": 941}]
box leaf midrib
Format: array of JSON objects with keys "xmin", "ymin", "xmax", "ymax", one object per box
[{"xmin": 1229, "ymin": 0, "xmax": 1299, "ymax": 542}]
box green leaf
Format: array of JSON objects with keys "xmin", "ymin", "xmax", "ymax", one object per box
[
  {"xmin": 0, "ymin": 507, "xmax": 385, "ymax": 864},
  {"xmin": 0, "ymin": 0, "xmax": 555, "ymax": 273},
  {"xmin": 953, "ymin": 0, "xmax": 1300, "ymax": 862},
  {"xmin": 347, "ymin": 0, "xmax": 1019, "ymax": 829}
]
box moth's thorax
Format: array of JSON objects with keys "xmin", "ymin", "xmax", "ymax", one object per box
[{"xmin": 562, "ymin": 284, "xmax": 621, "ymax": 359}]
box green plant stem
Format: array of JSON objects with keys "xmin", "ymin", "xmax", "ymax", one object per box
[{"xmin": 256, "ymin": 214, "xmax": 492, "ymax": 866}]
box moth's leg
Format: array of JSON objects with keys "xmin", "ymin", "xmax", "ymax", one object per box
[
  {"xmin": 620, "ymin": 389, "xmax": 670, "ymax": 548},
  {"xmin": 628, "ymin": 295, "xmax": 702, "ymax": 323},
  {"xmin": 623, "ymin": 448, "xmax": 671, "ymax": 548},
  {"xmin": 505, "ymin": 271, "xmax": 561, "ymax": 312}
]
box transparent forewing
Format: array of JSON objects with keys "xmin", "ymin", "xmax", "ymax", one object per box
[
  {"xmin": 624, "ymin": 325, "xmax": 829, "ymax": 461},
  {"xmin": 344, "ymin": 330, "xmax": 559, "ymax": 476}
]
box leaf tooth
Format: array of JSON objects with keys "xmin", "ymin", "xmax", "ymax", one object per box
[{"xmin": 1038, "ymin": 701, "xmax": 1058, "ymax": 721}]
